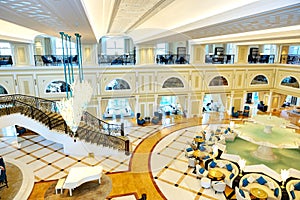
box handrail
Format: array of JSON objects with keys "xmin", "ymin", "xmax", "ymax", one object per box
[{"xmin": 0, "ymin": 94, "xmax": 129, "ymax": 153}]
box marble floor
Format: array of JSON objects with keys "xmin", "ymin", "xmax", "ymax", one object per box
[{"xmin": 1, "ymin": 111, "xmax": 300, "ymax": 199}]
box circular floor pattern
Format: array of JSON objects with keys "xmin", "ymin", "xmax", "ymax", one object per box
[{"xmin": 150, "ymin": 125, "xmax": 227, "ymax": 200}]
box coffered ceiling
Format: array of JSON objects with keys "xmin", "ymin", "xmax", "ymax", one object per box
[{"xmin": 0, "ymin": 0, "xmax": 299, "ymax": 44}]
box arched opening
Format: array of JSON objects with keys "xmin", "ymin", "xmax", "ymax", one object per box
[
  {"xmin": 103, "ymin": 98, "xmax": 132, "ymax": 119},
  {"xmin": 105, "ymin": 79, "xmax": 131, "ymax": 91},
  {"xmin": 281, "ymin": 76, "xmax": 299, "ymax": 88},
  {"xmin": 45, "ymin": 81, "xmax": 71, "ymax": 93},
  {"xmin": 251, "ymin": 75, "xmax": 268, "ymax": 85},
  {"xmin": 209, "ymin": 76, "xmax": 228, "ymax": 86},
  {"xmin": 98, "ymin": 36, "xmax": 135, "ymax": 65},
  {"xmin": 162, "ymin": 77, "xmax": 184, "ymax": 88},
  {"xmin": 0, "ymin": 85, "xmax": 8, "ymax": 94}
]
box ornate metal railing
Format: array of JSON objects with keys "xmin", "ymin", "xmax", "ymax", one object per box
[
  {"xmin": 156, "ymin": 54, "xmax": 190, "ymax": 64},
  {"xmin": 280, "ymin": 54, "xmax": 300, "ymax": 65},
  {"xmin": 98, "ymin": 54, "xmax": 135, "ymax": 65},
  {"xmin": 0, "ymin": 94, "xmax": 129, "ymax": 153},
  {"xmin": 34, "ymin": 55, "xmax": 78, "ymax": 66}
]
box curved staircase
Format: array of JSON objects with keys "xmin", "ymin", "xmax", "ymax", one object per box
[{"xmin": 0, "ymin": 94, "xmax": 130, "ymax": 154}]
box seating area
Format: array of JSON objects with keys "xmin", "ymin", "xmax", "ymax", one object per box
[
  {"xmin": 207, "ymin": 159, "xmax": 239, "ymax": 188},
  {"xmin": 239, "ymin": 173, "xmax": 282, "ymax": 199},
  {"xmin": 286, "ymin": 179, "xmax": 300, "ymax": 200},
  {"xmin": 136, "ymin": 113, "xmax": 146, "ymax": 125},
  {"xmin": 0, "ymin": 55, "xmax": 13, "ymax": 66}
]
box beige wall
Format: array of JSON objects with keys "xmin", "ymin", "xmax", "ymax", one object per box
[{"xmin": 1, "ymin": 64, "xmax": 300, "ymax": 118}]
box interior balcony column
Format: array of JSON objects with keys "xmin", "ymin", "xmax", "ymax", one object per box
[
  {"xmin": 267, "ymin": 90, "xmax": 273, "ymax": 112},
  {"xmin": 187, "ymin": 93, "xmax": 191, "ymax": 118},
  {"xmin": 191, "ymin": 44, "xmax": 206, "ymax": 64},
  {"xmin": 135, "ymin": 44, "xmax": 155, "ymax": 65},
  {"xmin": 228, "ymin": 91, "xmax": 234, "ymax": 115},
  {"xmin": 279, "ymin": 45, "xmax": 289, "ymax": 64},
  {"xmin": 97, "ymin": 97, "xmax": 102, "ymax": 119},
  {"xmin": 236, "ymin": 45, "xmax": 249, "ymax": 64},
  {"xmin": 135, "ymin": 95, "xmax": 140, "ymax": 115},
  {"xmin": 199, "ymin": 92, "xmax": 205, "ymax": 117},
  {"xmin": 154, "ymin": 94, "xmax": 158, "ymax": 112}
]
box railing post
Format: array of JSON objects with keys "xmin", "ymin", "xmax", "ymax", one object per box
[
  {"xmin": 48, "ymin": 117, "xmax": 52, "ymax": 130},
  {"xmin": 31, "ymin": 107, "xmax": 34, "ymax": 119},
  {"xmin": 125, "ymin": 140, "xmax": 130, "ymax": 156},
  {"xmin": 121, "ymin": 123, "xmax": 124, "ymax": 136}
]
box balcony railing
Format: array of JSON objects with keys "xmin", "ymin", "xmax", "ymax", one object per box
[
  {"xmin": 280, "ymin": 54, "xmax": 300, "ymax": 65},
  {"xmin": 156, "ymin": 54, "xmax": 190, "ymax": 64},
  {"xmin": 98, "ymin": 54, "xmax": 135, "ymax": 65},
  {"xmin": 34, "ymin": 55, "xmax": 78, "ymax": 66},
  {"xmin": 205, "ymin": 54, "xmax": 235, "ymax": 64},
  {"xmin": 248, "ymin": 54, "xmax": 275, "ymax": 64}
]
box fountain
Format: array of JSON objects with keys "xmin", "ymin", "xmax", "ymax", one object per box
[{"xmin": 235, "ymin": 115, "xmax": 300, "ymax": 161}]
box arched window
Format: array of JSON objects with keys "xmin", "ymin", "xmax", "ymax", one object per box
[
  {"xmin": 209, "ymin": 76, "xmax": 228, "ymax": 86},
  {"xmin": 45, "ymin": 81, "xmax": 71, "ymax": 93},
  {"xmin": 251, "ymin": 75, "xmax": 268, "ymax": 85},
  {"xmin": 0, "ymin": 85, "xmax": 8, "ymax": 94},
  {"xmin": 162, "ymin": 77, "xmax": 184, "ymax": 88},
  {"xmin": 281, "ymin": 76, "xmax": 299, "ymax": 88},
  {"xmin": 106, "ymin": 79, "xmax": 130, "ymax": 90}
]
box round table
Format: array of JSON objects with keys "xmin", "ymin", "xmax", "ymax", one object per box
[
  {"xmin": 207, "ymin": 168, "xmax": 225, "ymax": 181},
  {"xmin": 250, "ymin": 187, "xmax": 268, "ymax": 199},
  {"xmin": 194, "ymin": 137, "xmax": 205, "ymax": 148}
]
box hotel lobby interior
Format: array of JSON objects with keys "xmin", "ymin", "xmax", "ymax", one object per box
[{"xmin": 1, "ymin": 0, "xmax": 300, "ymax": 200}]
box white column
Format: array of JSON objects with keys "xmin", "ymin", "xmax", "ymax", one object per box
[
  {"xmin": 267, "ymin": 90, "xmax": 273, "ymax": 112},
  {"xmin": 199, "ymin": 92, "xmax": 205, "ymax": 117},
  {"xmin": 97, "ymin": 97, "xmax": 102, "ymax": 119},
  {"xmin": 187, "ymin": 93, "xmax": 191, "ymax": 118},
  {"xmin": 135, "ymin": 95, "xmax": 139, "ymax": 114},
  {"xmin": 228, "ymin": 91, "xmax": 234, "ymax": 115}
]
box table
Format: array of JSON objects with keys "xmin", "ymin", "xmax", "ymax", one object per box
[
  {"xmin": 208, "ymin": 168, "xmax": 225, "ymax": 181},
  {"xmin": 194, "ymin": 137, "xmax": 205, "ymax": 148},
  {"xmin": 63, "ymin": 166, "xmax": 103, "ymax": 196},
  {"xmin": 250, "ymin": 187, "xmax": 268, "ymax": 199},
  {"xmin": 193, "ymin": 149, "xmax": 206, "ymax": 159}
]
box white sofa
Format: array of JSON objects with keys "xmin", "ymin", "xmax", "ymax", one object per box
[
  {"xmin": 286, "ymin": 179, "xmax": 300, "ymax": 200},
  {"xmin": 239, "ymin": 173, "xmax": 282, "ymax": 200},
  {"xmin": 207, "ymin": 159, "xmax": 239, "ymax": 188}
]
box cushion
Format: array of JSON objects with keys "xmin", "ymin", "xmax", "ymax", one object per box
[
  {"xmin": 290, "ymin": 190, "xmax": 296, "ymax": 199},
  {"xmin": 294, "ymin": 182, "xmax": 300, "ymax": 190},
  {"xmin": 239, "ymin": 189, "xmax": 245, "ymax": 198},
  {"xmin": 226, "ymin": 163, "xmax": 233, "ymax": 171},
  {"xmin": 218, "ymin": 161, "xmax": 225, "ymax": 168},
  {"xmin": 268, "ymin": 181, "xmax": 275, "ymax": 190},
  {"xmin": 186, "ymin": 147, "xmax": 193, "ymax": 152},
  {"xmin": 224, "ymin": 129, "xmax": 228, "ymax": 134},
  {"xmin": 257, "ymin": 176, "xmax": 267, "ymax": 185},
  {"xmin": 291, "ymin": 184, "xmax": 295, "ymax": 191},
  {"xmin": 229, "ymin": 173, "xmax": 234, "ymax": 179},
  {"xmin": 203, "ymin": 155, "xmax": 210, "ymax": 160},
  {"xmin": 209, "ymin": 160, "xmax": 217, "ymax": 168},
  {"xmin": 199, "ymin": 168, "xmax": 205, "ymax": 174},
  {"xmin": 195, "ymin": 135, "xmax": 202, "ymax": 138},
  {"xmin": 199, "ymin": 145, "xmax": 206, "ymax": 152},
  {"xmin": 274, "ymin": 188, "xmax": 279, "ymax": 197},
  {"xmin": 248, "ymin": 175, "xmax": 255, "ymax": 184},
  {"xmin": 227, "ymin": 127, "xmax": 231, "ymax": 132},
  {"xmin": 242, "ymin": 178, "xmax": 249, "ymax": 187}
]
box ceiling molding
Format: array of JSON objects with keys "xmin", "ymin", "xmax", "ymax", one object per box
[
  {"xmin": 107, "ymin": 0, "xmax": 122, "ymax": 34},
  {"xmin": 125, "ymin": 0, "xmax": 175, "ymax": 33}
]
